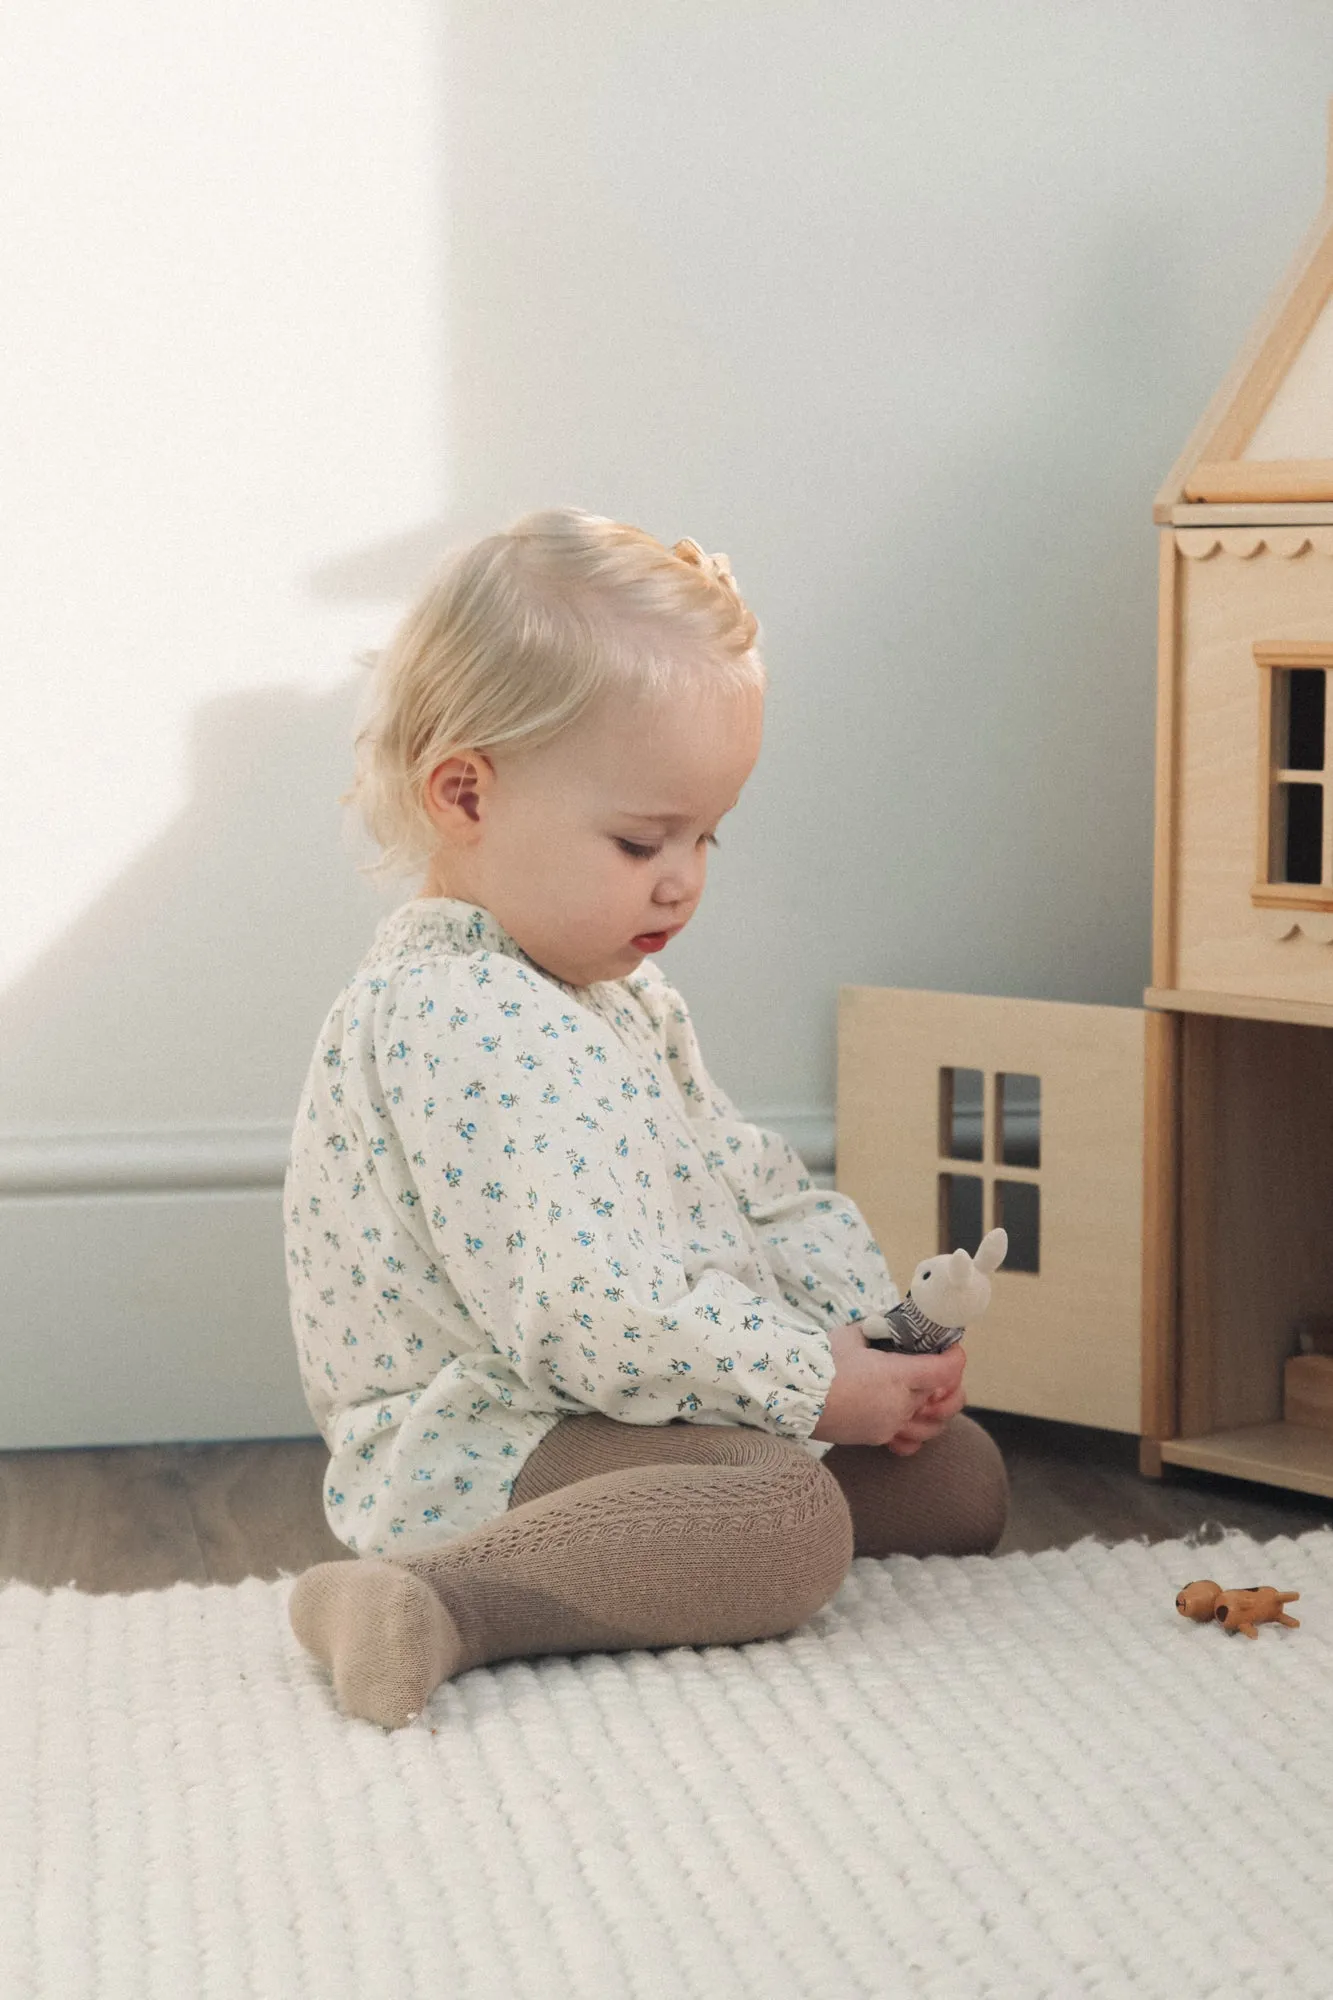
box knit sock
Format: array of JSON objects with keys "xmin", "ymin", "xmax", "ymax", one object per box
[
  {"xmin": 287, "ymin": 1556, "xmax": 463, "ymax": 1730},
  {"xmin": 288, "ymin": 1431, "xmax": 852, "ymax": 1729}
]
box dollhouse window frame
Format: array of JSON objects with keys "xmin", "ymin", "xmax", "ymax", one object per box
[
  {"xmin": 937, "ymin": 1067, "xmax": 1040, "ymax": 1272},
  {"xmin": 1252, "ymin": 641, "xmax": 1333, "ymax": 913}
]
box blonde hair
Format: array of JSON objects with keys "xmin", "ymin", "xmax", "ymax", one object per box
[{"xmin": 339, "ymin": 505, "xmax": 766, "ymax": 888}]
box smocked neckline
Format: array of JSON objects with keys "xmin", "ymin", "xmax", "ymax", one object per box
[
  {"xmin": 371, "ymin": 897, "xmax": 633, "ymax": 1003},
  {"xmin": 368, "ymin": 896, "xmax": 547, "ymax": 973}
]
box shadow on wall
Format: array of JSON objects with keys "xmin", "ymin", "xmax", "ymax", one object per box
[
  {"xmin": 6, "ymin": 9, "xmax": 1256, "ymax": 1143},
  {"xmin": 0, "ymin": 680, "xmax": 408, "ymax": 1133},
  {"xmin": 0, "ymin": 201, "xmax": 1173, "ymax": 1149}
]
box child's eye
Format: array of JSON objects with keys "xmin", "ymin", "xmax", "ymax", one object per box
[{"xmin": 615, "ymin": 834, "xmax": 720, "ymax": 859}]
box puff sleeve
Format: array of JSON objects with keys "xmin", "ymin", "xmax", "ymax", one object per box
[
  {"xmin": 377, "ymin": 955, "xmax": 837, "ymax": 1442},
  {"xmin": 653, "ymin": 973, "xmax": 903, "ymax": 1329}
]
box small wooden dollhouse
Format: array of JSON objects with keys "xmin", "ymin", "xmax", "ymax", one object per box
[{"xmin": 837, "ymin": 106, "xmax": 1333, "ymax": 1500}]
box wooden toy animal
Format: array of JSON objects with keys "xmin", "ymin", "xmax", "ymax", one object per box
[
  {"xmin": 863, "ymin": 1228, "xmax": 1008, "ymax": 1353},
  {"xmin": 1175, "ymin": 1579, "xmax": 1301, "ymax": 1639}
]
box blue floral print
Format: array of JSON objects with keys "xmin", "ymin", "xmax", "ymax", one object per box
[{"xmin": 283, "ymin": 899, "xmax": 902, "ymax": 1557}]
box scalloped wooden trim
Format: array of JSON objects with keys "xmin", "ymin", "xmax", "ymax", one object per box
[
  {"xmin": 1174, "ymin": 526, "xmax": 1333, "ymax": 558},
  {"xmin": 1255, "ymin": 906, "xmax": 1333, "ymax": 943}
]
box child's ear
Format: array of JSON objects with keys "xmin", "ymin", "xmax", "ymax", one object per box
[{"xmin": 426, "ymin": 753, "xmax": 493, "ymax": 831}]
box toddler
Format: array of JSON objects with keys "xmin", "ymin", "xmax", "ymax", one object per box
[{"xmin": 285, "ymin": 507, "xmax": 1009, "ymax": 1728}]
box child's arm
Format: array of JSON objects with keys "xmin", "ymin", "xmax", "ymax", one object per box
[
  {"xmin": 382, "ymin": 959, "xmax": 838, "ymax": 1445},
  {"xmin": 650, "ymin": 973, "xmax": 902, "ymax": 1333}
]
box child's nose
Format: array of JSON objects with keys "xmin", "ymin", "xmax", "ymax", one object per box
[
  {"xmin": 666, "ymin": 848, "xmax": 709, "ymax": 897},
  {"xmin": 653, "ymin": 872, "xmax": 697, "ymax": 910}
]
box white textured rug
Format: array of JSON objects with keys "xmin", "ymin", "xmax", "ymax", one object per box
[{"xmin": 3, "ymin": 1525, "xmax": 1333, "ymax": 2000}]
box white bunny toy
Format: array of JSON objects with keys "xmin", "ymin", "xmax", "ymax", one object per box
[{"xmin": 861, "ymin": 1228, "xmax": 1008, "ymax": 1354}]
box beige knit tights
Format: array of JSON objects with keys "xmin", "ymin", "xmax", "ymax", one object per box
[{"xmin": 288, "ymin": 1411, "xmax": 1009, "ymax": 1730}]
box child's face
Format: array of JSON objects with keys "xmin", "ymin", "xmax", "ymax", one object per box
[{"xmin": 421, "ymin": 678, "xmax": 763, "ymax": 986}]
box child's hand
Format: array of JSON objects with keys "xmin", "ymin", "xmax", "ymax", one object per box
[
  {"xmin": 879, "ymin": 1349, "xmax": 968, "ymax": 1454},
  {"xmin": 810, "ymin": 1325, "xmax": 967, "ymax": 1449}
]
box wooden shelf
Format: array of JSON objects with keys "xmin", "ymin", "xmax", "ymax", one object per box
[
  {"xmin": 1160, "ymin": 1423, "xmax": 1333, "ymax": 1500},
  {"xmin": 1144, "ymin": 987, "xmax": 1333, "ymax": 1032}
]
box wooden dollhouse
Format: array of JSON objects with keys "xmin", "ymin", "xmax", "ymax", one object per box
[{"xmin": 837, "ymin": 107, "xmax": 1333, "ymax": 1500}]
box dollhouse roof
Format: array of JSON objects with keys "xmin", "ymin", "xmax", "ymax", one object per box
[{"xmin": 1155, "ymin": 102, "xmax": 1333, "ymax": 522}]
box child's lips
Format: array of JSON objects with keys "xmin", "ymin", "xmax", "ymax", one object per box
[{"xmin": 632, "ymin": 927, "xmax": 679, "ymax": 950}]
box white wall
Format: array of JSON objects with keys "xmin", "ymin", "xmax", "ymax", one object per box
[{"xmin": 5, "ymin": 2, "xmax": 1333, "ymax": 1444}]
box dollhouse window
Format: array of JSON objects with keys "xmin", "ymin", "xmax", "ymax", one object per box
[
  {"xmin": 999, "ymin": 1071, "xmax": 1040, "ymax": 1167},
  {"xmin": 943, "ymin": 1066, "xmax": 983, "ymax": 1159},
  {"xmin": 1253, "ymin": 646, "xmax": 1333, "ymax": 909},
  {"xmin": 938, "ymin": 1067, "xmax": 1039, "ymax": 1272},
  {"xmin": 940, "ymin": 1169, "xmax": 984, "ymax": 1257}
]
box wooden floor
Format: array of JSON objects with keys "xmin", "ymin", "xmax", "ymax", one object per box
[{"xmin": 2, "ymin": 1408, "xmax": 1331, "ymax": 1594}]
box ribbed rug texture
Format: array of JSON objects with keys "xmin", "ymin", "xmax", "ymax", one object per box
[{"xmin": 3, "ymin": 1524, "xmax": 1332, "ymax": 1999}]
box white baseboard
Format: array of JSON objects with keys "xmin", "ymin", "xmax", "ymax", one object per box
[
  {"xmin": 0, "ymin": 1124, "xmax": 297, "ymax": 1196},
  {"xmin": 0, "ymin": 1110, "xmax": 833, "ymax": 1196},
  {"xmin": 0, "ymin": 1111, "xmax": 835, "ymax": 1450}
]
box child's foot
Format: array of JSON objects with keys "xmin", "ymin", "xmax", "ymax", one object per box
[{"xmin": 288, "ymin": 1557, "xmax": 463, "ymax": 1729}]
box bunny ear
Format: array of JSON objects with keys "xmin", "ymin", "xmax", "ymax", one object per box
[
  {"xmin": 949, "ymin": 1247, "xmax": 971, "ymax": 1278},
  {"xmin": 974, "ymin": 1228, "xmax": 1008, "ymax": 1274}
]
